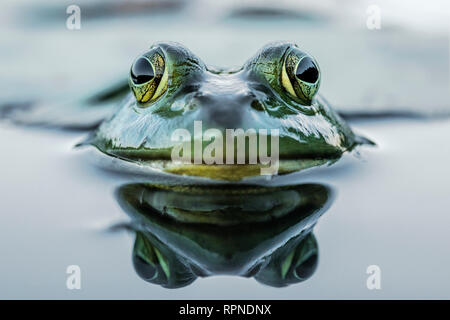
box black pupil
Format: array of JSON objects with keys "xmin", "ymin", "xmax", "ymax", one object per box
[
  {"xmin": 295, "ymin": 57, "xmax": 318, "ymax": 83},
  {"xmin": 131, "ymin": 57, "xmax": 155, "ymax": 84}
]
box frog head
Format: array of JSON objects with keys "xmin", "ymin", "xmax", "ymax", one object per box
[{"xmin": 89, "ymin": 42, "xmax": 361, "ymax": 180}]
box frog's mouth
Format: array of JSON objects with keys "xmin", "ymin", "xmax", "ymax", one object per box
[
  {"xmin": 86, "ymin": 135, "xmax": 345, "ymax": 181},
  {"xmin": 140, "ymin": 159, "xmax": 336, "ymax": 181},
  {"xmin": 95, "ymin": 148, "xmax": 338, "ymax": 181}
]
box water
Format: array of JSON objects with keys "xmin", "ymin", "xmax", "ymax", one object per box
[
  {"xmin": 0, "ymin": 0, "xmax": 449, "ymax": 299},
  {"xmin": 1, "ymin": 117, "xmax": 449, "ymax": 299}
]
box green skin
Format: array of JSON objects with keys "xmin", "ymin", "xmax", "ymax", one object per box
[
  {"xmin": 116, "ymin": 183, "xmax": 332, "ymax": 288},
  {"xmin": 87, "ymin": 41, "xmax": 367, "ymax": 180}
]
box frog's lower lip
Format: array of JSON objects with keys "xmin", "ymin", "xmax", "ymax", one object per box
[
  {"xmin": 111, "ymin": 156, "xmax": 336, "ymax": 181},
  {"xmin": 87, "ymin": 144, "xmax": 341, "ymax": 180}
]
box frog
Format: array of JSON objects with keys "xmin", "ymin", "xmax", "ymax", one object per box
[
  {"xmin": 115, "ymin": 182, "xmax": 332, "ymax": 288},
  {"xmin": 75, "ymin": 41, "xmax": 370, "ymax": 181}
]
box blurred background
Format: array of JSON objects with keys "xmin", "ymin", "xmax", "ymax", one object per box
[{"xmin": 1, "ymin": 0, "xmax": 449, "ymax": 114}]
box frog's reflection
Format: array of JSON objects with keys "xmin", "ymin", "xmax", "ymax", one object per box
[{"xmin": 115, "ymin": 183, "xmax": 334, "ymax": 288}]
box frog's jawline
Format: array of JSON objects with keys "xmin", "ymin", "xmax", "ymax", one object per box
[{"xmin": 90, "ymin": 146, "xmax": 339, "ymax": 181}]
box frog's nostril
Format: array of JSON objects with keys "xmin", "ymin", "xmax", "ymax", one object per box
[
  {"xmin": 193, "ymin": 92, "xmax": 214, "ymax": 104},
  {"xmin": 250, "ymin": 99, "xmax": 265, "ymax": 111}
]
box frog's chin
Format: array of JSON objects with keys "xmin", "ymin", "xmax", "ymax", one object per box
[
  {"xmin": 148, "ymin": 159, "xmax": 336, "ymax": 181},
  {"xmin": 113, "ymin": 158, "xmax": 337, "ymax": 181}
]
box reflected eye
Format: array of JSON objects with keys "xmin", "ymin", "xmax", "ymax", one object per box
[
  {"xmin": 281, "ymin": 48, "xmax": 320, "ymax": 104},
  {"xmin": 129, "ymin": 47, "xmax": 168, "ymax": 105}
]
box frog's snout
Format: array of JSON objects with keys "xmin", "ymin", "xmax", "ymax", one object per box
[
  {"xmin": 189, "ymin": 74, "xmax": 264, "ymax": 128},
  {"xmin": 194, "ymin": 92, "xmax": 261, "ymax": 128}
]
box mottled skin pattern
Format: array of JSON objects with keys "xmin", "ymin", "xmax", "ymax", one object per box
[{"xmin": 87, "ymin": 41, "xmax": 366, "ymax": 180}]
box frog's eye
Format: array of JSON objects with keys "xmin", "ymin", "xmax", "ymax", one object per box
[
  {"xmin": 129, "ymin": 48, "xmax": 168, "ymax": 105},
  {"xmin": 281, "ymin": 48, "xmax": 320, "ymax": 104},
  {"xmin": 131, "ymin": 58, "xmax": 154, "ymax": 84}
]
